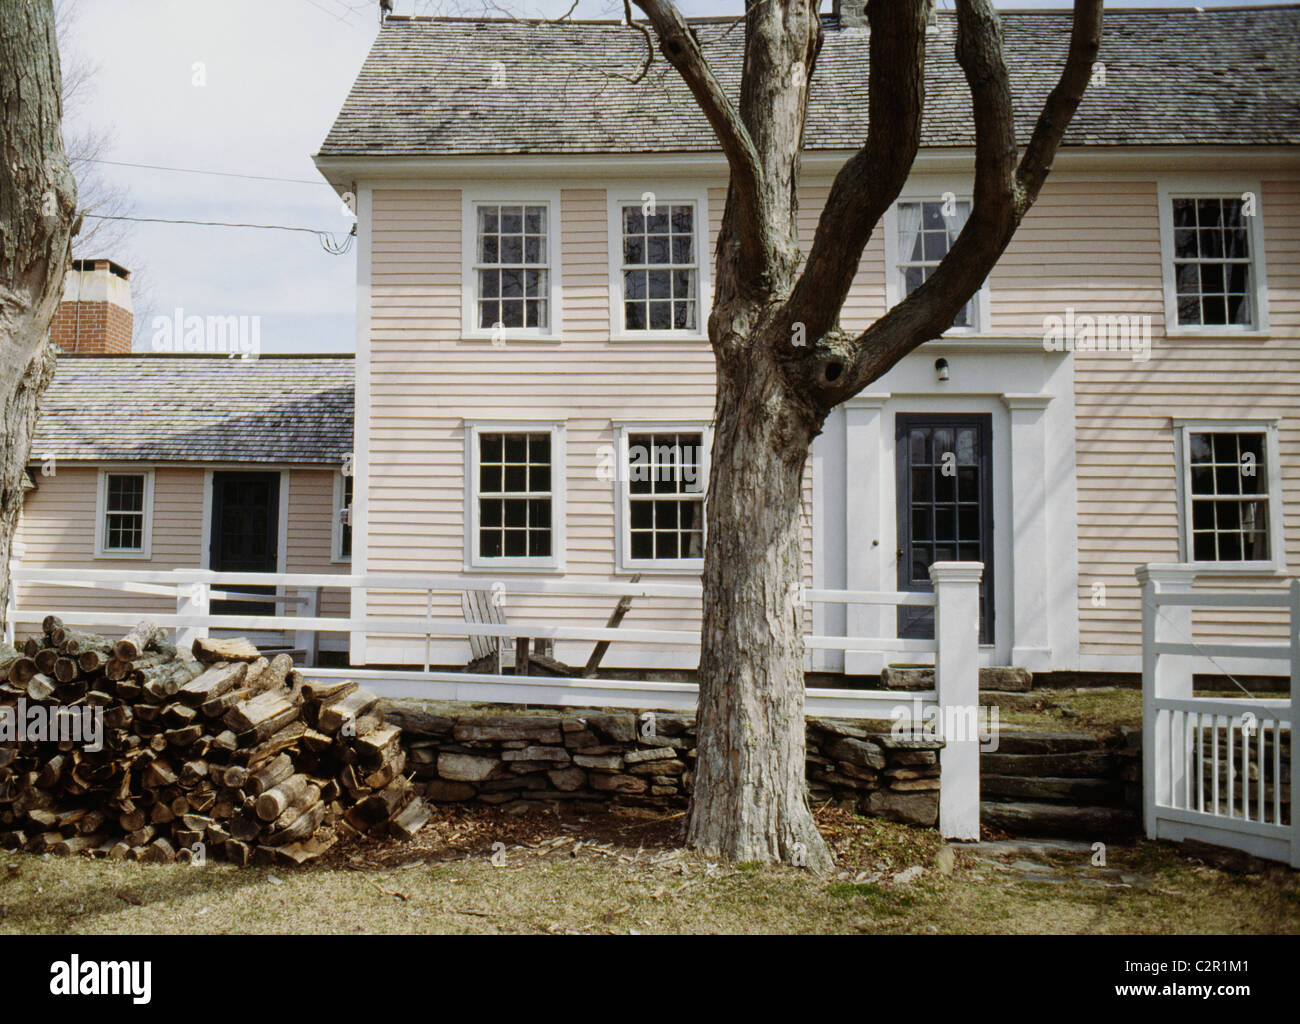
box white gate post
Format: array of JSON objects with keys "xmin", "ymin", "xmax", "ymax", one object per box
[
  {"xmin": 931, "ymin": 561, "xmax": 983, "ymax": 840},
  {"xmin": 1289, "ymin": 579, "xmax": 1299, "ymax": 869},
  {"xmin": 1137, "ymin": 563, "xmax": 1196, "ymax": 837},
  {"xmin": 177, "ymin": 581, "xmax": 210, "ymax": 652},
  {"xmin": 295, "ymin": 586, "xmax": 320, "ymax": 667}
]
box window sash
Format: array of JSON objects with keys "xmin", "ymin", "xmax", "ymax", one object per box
[
  {"xmin": 620, "ymin": 203, "xmax": 698, "ymax": 332},
  {"xmin": 103, "ymin": 474, "xmax": 146, "ymax": 551},
  {"xmin": 1168, "ymin": 195, "xmax": 1257, "ymax": 328},
  {"xmin": 624, "ymin": 431, "xmax": 706, "ymax": 564},
  {"xmin": 476, "ymin": 431, "xmax": 554, "ymax": 561},
  {"xmin": 473, "ymin": 203, "xmax": 550, "ymax": 331},
  {"xmin": 1182, "ymin": 428, "xmax": 1275, "ymax": 565}
]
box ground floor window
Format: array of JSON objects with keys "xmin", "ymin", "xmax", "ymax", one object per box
[
  {"xmin": 1178, "ymin": 421, "xmax": 1281, "ymax": 569},
  {"xmin": 95, "ymin": 468, "xmax": 153, "ymax": 558},
  {"xmin": 467, "ymin": 423, "xmax": 565, "ymax": 569},
  {"xmin": 617, "ymin": 426, "xmax": 708, "ymax": 570}
]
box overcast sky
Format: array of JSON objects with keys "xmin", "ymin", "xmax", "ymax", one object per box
[{"xmin": 58, "ymin": 0, "xmax": 1284, "ymax": 355}]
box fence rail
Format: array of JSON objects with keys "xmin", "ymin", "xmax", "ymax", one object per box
[
  {"xmin": 10, "ymin": 561, "xmax": 985, "ymax": 839},
  {"xmin": 1139, "ymin": 564, "xmax": 1298, "ymax": 868}
]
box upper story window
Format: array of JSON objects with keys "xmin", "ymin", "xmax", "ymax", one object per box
[
  {"xmin": 475, "ymin": 203, "xmax": 550, "ymax": 330},
  {"xmin": 461, "ymin": 193, "xmax": 559, "ymax": 339},
  {"xmin": 1176, "ymin": 420, "xmax": 1283, "ymax": 573},
  {"xmin": 1158, "ymin": 182, "xmax": 1269, "ymax": 334},
  {"xmin": 609, "ymin": 193, "xmax": 709, "ymax": 340},
  {"xmin": 887, "ymin": 198, "xmax": 985, "ymax": 331},
  {"xmin": 622, "ymin": 203, "xmax": 698, "ymax": 332},
  {"xmin": 1171, "ymin": 197, "xmax": 1253, "ymax": 328},
  {"xmin": 95, "ymin": 468, "xmax": 154, "ymax": 559},
  {"xmin": 466, "ymin": 422, "xmax": 566, "ymax": 570}
]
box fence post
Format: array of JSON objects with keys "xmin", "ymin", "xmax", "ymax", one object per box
[
  {"xmin": 295, "ymin": 586, "xmax": 320, "ymax": 667},
  {"xmin": 176, "ymin": 581, "xmax": 210, "ymax": 651},
  {"xmin": 930, "ymin": 561, "xmax": 982, "ymax": 841},
  {"xmin": 1136, "ymin": 563, "xmax": 1196, "ymax": 838}
]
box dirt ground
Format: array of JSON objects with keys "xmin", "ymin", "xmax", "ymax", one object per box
[{"xmin": 2, "ymin": 803, "xmax": 1297, "ymax": 935}]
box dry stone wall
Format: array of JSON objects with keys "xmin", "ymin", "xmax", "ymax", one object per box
[{"xmin": 385, "ymin": 705, "xmax": 945, "ymax": 827}]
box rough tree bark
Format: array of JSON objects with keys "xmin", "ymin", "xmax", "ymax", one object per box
[
  {"xmin": 629, "ymin": 0, "xmax": 1103, "ymax": 870},
  {"xmin": 0, "ymin": 0, "xmax": 78, "ymax": 635}
]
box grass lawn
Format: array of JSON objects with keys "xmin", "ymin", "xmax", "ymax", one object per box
[{"xmin": 2, "ymin": 804, "xmax": 1296, "ymax": 935}]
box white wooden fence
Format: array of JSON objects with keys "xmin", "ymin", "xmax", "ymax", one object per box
[
  {"xmin": 10, "ymin": 561, "xmax": 984, "ymax": 839},
  {"xmin": 1138, "ymin": 564, "xmax": 1298, "ymax": 868}
]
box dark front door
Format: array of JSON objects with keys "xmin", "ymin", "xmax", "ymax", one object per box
[
  {"xmin": 210, "ymin": 472, "xmax": 280, "ymax": 617},
  {"xmin": 896, "ymin": 414, "xmax": 994, "ymax": 644}
]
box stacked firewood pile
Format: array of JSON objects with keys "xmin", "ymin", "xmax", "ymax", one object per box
[{"xmin": 0, "ymin": 617, "xmax": 429, "ymax": 865}]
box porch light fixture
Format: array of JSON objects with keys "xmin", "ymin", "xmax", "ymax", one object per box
[{"xmin": 935, "ymin": 357, "xmax": 950, "ymax": 382}]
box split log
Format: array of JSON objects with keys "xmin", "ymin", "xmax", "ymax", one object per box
[
  {"xmin": 317, "ymin": 688, "xmax": 379, "ymax": 735},
  {"xmin": 192, "ymin": 637, "xmax": 263, "ymax": 665},
  {"xmin": 179, "ymin": 662, "xmax": 248, "ymax": 707}
]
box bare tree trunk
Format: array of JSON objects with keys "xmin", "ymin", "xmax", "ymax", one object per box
[
  {"xmin": 0, "ymin": 0, "xmax": 78, "ymax": 634},
  {"xmin": 687, "ymin": 332, "xmax": 834, "ymax": 872}
]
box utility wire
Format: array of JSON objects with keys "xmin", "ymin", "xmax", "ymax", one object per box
[
  {"xmin": 81, "ymin": 158, "xmax": 328, "ymax": 187},
  {"xmin": 83, "ymin": 213, "xmax": 355, "ymax": 255}
]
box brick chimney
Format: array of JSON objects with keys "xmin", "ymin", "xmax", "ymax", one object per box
[
  {"xmin": 49, "ymin": 258, "xmax": 133, "ymax": 354},
  {"xmin": 833, "ymin": 0, "xmax": 867, "ymax": 28},
  {"xmin": 833, "ymin": 1, "xmax": 936, "ymax": 31}
]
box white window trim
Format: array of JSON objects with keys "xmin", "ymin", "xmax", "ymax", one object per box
[
  {"xmin": 1173, "ymin": 418, "xmax": 1286, "ymax": 576},
  {"xmin": 883, "ymin": 195, "xmax": 992, "ymax": 336},
  {"xmin": 607, "ymin": 188, "xmax": 711, "ymax": 342},
  {"xmin": 614, "ymin": 422, "xmax": 712, "ymax": 574},
  {"xmin": 460, "ymin": 189, "xmax": 562, "ymax": 341},
  {"xmin": 1157, "ymin": 177, "xmax": 1270, "ymax": 337},
  {"xmin": 331, "ymin": 468, "xmax": 352, "ymax": 564},
  {"xmin": 464, "ymin": 420, "xmax": 567, "ymax": 572},
  {"xmin": 94, "ymin": 466, "xmax": 155, "ymax": 559}
]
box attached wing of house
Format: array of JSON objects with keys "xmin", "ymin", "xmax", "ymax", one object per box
[
  {"xmin": 16, "ymin": 318, "xmax": 356, "ymax": 655},
  {"xmin": 302, "ymin": 5, "xmax": 1298, "ymax": 679}
]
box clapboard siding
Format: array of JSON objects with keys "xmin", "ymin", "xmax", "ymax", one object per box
[
  {"xmin": 1072, "ymin": 177, "xmax": 1300, "ymax": 658},
  {"xmin": 14, "ymin": 465, "xmax": 347, "ymax": 644},
  {"xmin": 364, "ymin": 172, "xmax": 1299, "ymax": 669}
]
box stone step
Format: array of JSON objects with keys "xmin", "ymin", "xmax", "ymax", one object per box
[
  {"xmin": 981, "ymin": 751, "xmax": 1117, "ymax": 777},
  {"xmin": 981, "ymin": 774, "xmax": 1126, "ymax": 805},
  {"xmin": 993, "ymin": 730, "xmax": 1106, "ymax": 755},
  {"xmin": 981, "ymin": 800, "xmax": 1140, "ymax": 838}
]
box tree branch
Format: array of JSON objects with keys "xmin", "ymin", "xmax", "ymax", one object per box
[
  {"xmin": 783, "ymin": 0, "xmax": 931, "ymax": 343},
  {"xmin": 797, "ymin": 0, "xmax": 1102, "ymax": 407},
  {"xmin": 631, "ymin": 0, "xmax": 770, "ymax": 277}
]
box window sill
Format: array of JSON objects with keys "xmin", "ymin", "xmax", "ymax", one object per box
[
  {"xmin": 610, "ymin": 331, "xmax": 708, "ymax": 343},
  {"xmin": 1165, "ymin": 328, "xmax": 1270, "ymax": 340},
  {"xmin": 617, "ymin": 563, "xmax": 704, "ymax": 576},
  {"xmin": 464, "ymin": 562, "xmax": 566, "ymax": 575},
  {"xmin": 95, "ymin": 550, "xmax": 152, "ymax": 561},
  {"xmin": 1181, "ymin": 562, "xmax": 1288, "ymax": 578},
  {"xmin": 462, "ymin": 332, "xmax": 562, "ymax": 343}
]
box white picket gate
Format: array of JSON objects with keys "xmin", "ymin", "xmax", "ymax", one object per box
[{"xmin": 1138, "ymin": 564, "xmax": 1298, "ymax": 868}]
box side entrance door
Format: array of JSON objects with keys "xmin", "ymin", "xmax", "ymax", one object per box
[
  {"xmin": 210, "ymin": 471, "xmax": 280, "ymax": 617},
  {"xmin": 895, "ymin": 413, "xmax": 994, "ymax": 644}
]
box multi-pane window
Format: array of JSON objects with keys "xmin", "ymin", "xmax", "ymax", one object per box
[
  {"xmin": 1171, "ymin": 197, "xmax": 1254, "ymax": 327},
  {"xmin": 475, "ymin": 203, "xmax": 549, "ymax": 330},
  {"xmin": 104, "ymin": 473, "xmax": 146, "ymax": 552},
  {"xmin": 627, "ymin": 432, "xmax": 705, "ymax": 561},
  {"xmin": 896, "ymin": 199, "xmax": 976, "ymax": 329},
  {"xmin": 1187, "ymin": 431, "xmax": 1271, "ymax": 562},
  {"xmin": 622, "ymin": 204, "xmax": 697, "ymax": 332},
  {"xmin": 478, "ymin": 432, "xmax": 552, "ymax": 559}
]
